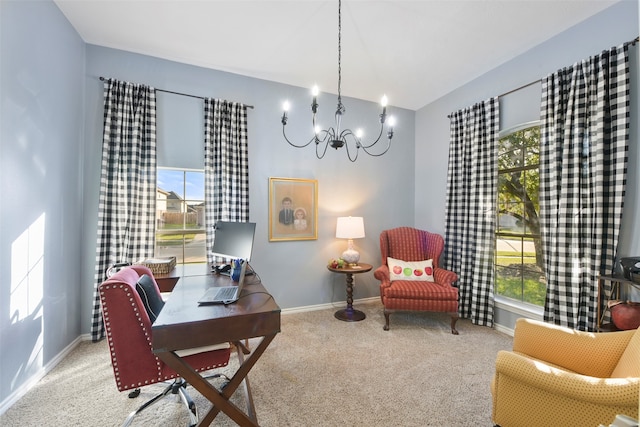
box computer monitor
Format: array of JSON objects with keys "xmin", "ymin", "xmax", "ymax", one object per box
[{"xmin": 210, "ymin": 221, "xmax": 256, "ymax": 261}]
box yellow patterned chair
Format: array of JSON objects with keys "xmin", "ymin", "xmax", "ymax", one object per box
[{"xmin": 491, "ymin": 318, "xmax": 640, "ymax": 427}]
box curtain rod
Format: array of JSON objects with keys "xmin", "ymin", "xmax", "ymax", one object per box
[
  {"xmin": 99, "ymin": 76, "xmax": 254, "ymax": 109},
  {"xmin": 497, "ymin": 36, "xmax": 639, "ymax": 99}
]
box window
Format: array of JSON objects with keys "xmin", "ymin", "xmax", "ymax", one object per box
[
  {"xmin": 156, "ymin": 168, "xmax": 206, "ymax": 264},
  {"xmin": 495, "ymin": 123, "xmax": 546, "ymax": 306}
]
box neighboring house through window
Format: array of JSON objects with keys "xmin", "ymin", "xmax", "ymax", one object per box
[{"xmin": 156, "ymin": 168, "xmax": 206, "ymax": 264}]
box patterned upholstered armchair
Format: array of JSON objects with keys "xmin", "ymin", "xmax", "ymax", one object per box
[
  {"xmin": 492, "ymin": 318, "xmax": 640, "ymax": 427},
  {"xmin": 373, "ymin": 227, "xmax": 459, "ymax": 334}
]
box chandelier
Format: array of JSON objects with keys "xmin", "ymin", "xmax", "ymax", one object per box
[{"xmin": 280, "ymin": 0, "xmax": 395, "ymax": 162}]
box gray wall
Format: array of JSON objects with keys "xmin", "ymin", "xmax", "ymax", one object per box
[
  {"xmin": 80, "ymin": 45, "xmax": 417, "ymax": 332},
  {"xmin": 414, "ymin": 0, "xmax": 640, "ymax": 330},
  {"xmin": 0, "ymin": 0, "xmax": 85, "ymax": 408},
  {"xmin": 1, "ymin": 0, "xmax": 638, "ymax": 413}
]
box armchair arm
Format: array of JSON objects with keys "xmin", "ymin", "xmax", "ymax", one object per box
[
  {"xmin": 374, "ymin": 265, "xmax": 391, "ymax": 285},
  {"xmin": 374, "ymin": 265, "xmax": 391, "ymax": 303},
  {"xmin": 494, "ymin": 350, "xmax": 640, "ymax": 407},
  {"xmin": 512, "ymin": 318, "xmax": 635, "ymax": 377},
  {"xmin": 433, "ymin": 267, "xmax": 458, "ymax": 287}
]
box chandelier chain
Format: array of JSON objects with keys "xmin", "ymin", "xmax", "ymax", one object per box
[{"xmin": 337, "ymin": 0, "xmax": 342, "ymax": 107}]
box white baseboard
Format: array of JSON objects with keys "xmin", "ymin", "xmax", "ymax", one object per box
[
  {"xmin": 0, "ymin": 336, "xmax": 83, "ymax": 416},
  {"xmin": 280, "ymin": 296, "xmax": 380, "ymax": 315},
  {"xmin": 493, "ymin": 323, "xmax": 515, "ymax": 337}
]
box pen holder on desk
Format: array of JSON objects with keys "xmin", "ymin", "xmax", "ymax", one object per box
[{"xmin": 231, "ymin": 259, "xmax": 242, "ymax": 282}]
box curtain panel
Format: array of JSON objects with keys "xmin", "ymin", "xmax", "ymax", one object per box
[
  {"xmin": 540, "ymin": 43, "xmax": 630, "ymax": 331},
  {"xmin": 91, "ymin": 79, "xmax": 157, "ymax": 341},
  {"xmin": 444, "ymin": 97, "xmax": 499, "ymax": 327},
  {"xmin": 204, "ymin": 99, "xmax": 250, "ymax": 262}
]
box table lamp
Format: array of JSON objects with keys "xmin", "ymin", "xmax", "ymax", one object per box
[{"xmin": 336, "ymin": 216, "xmax": 365, "ymax": 265}]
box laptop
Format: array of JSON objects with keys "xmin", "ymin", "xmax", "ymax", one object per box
[{"xmin": 198, "ymin": 259, "xmax": 248, "ymax": 305}]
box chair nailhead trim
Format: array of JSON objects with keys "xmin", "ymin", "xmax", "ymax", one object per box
[{"xmin": 100, "ymin": 283, "xmax": 164, "ymax": 390}]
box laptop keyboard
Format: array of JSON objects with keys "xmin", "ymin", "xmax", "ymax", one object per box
[{"xmin": 216, "ymin": 287, "xmax": 237, "ymax": 301}]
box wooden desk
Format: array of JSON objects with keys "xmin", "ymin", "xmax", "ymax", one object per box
[
  {"xmin": 154, "ymin": 263, "xmax": 213, "ymax": 292},
  {"xmin": 152, "ymin": 273, "xmax": 281, "ymax": 426}
]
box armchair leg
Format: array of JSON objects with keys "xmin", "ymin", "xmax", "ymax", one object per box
[
  {"xmin": 383, "ymin": 310, "xmax": 390, "ymax": 331},
  {"xmin": 451, "ymin": 315, "xmax": 459, "ymax": 335}
]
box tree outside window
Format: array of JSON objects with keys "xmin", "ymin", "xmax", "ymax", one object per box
[{"xmin": 495, "ymin": 124, "xmax": 546, "ymax": 305}]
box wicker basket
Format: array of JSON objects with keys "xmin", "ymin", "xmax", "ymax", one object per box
[{"xmin": 136, "ymin": 257, "xmax": 176, "ymax": 275}]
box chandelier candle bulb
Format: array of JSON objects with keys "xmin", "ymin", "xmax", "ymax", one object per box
[
  {"xmin": 281, "ymin": 101, "xmax": 289, "ymax": 125},
  {"xmin": 387, "ymin": 116, "xmax": 395, "ymax": 139},
  {"xmin": 311, "ymin": 85, "xmax": 319, "ymax": 113}
]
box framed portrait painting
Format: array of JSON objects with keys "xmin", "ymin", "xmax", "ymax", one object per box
[{"xmin": 269, "ymin": 177, "xmax": 318, "ymax": 241}]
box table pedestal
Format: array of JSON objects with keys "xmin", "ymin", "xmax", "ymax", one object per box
[
  {"xmin": 334, "ymin": 272, "xmax": 366, "ymax": 321},
  {"xmin": 327, "ymin": 263, "xmax": 373, "ymax": 322}
]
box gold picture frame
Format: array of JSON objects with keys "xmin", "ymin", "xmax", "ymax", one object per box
[{"xmin": 269, "ymin": 177, "xmax": 318, "ymax": 241}]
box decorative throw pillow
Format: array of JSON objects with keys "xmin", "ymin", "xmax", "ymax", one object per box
[
  {"xmin": 387, "ymin": 257, "xmax": 434, "ymax": 282},
  {"xmin": 136, "ymin": 274, "xmax": 165, "ymax": 323}
]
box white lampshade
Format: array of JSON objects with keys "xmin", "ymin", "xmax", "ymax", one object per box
[
  {"xmin": 336, "ymin": 217, "xmax": 365, "ymax": 264},
  {"xmin": 336, "ymin": 217, "xmax": 365, "ymax": 239}
]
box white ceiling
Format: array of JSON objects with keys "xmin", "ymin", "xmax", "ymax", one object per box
[{"xmin": 54, "ymin": 0, "xmax": 621, "ymax": 110}]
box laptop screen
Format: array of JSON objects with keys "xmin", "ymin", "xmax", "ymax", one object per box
[{"xmin": 210, "ymin": 221, "xmax": 256, "ymax": 261}]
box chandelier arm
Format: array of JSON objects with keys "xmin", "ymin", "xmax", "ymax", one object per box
[
  {"xmin": 343, "ymin": 140, "xmax": 359, "ymax": 162},
  {"xmin": 317, "ymin": 128, "xmax": 334, "ymax": 159},
  {"xmin": 339, "ymin": 128, "xmax": 355, "ymax": 142},
  {"xmin": 337, "ymin": 130, "xmax": 360, "ymax": 162},
  {"xmin": 357, "ymin": 123, "xmax": 385, "ymax": 149},
  {"xmin": 315, "ymin": 128, "xmax": 335, "ymax": 144},
  {"xmin": 359, "ymin": 136, "xmax": 392, "ymax": 157},
  {"xmin": 316, "ymin": 140, "xmax": 330, "ymax": 159},
  {"xmin": 282, "ymin": 125, "xmax": 318, "ymax": 149},
  {"xmin": 314, "ymin": 128, "xmax": 332, "ymax": 159}
]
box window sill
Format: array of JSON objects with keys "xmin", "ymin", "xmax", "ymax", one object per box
[{"xmin": 495, "ymin": 295, "xmax": 543, "ymax": 321}]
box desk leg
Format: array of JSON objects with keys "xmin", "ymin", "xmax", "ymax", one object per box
[
  {"xmin": 157, "ymin": 333, "xmax": 275, "ymax": 427},
  {"xmin": 335, "ymin": 272, "xmax": 366, "ymax": 322},
  {"xmin": 235, "ymin": 342, "xmax": 256, "ymax": 421},
  {"xmin": 200, "ymin": 334, "xmax": 275, "ymax": 426}
]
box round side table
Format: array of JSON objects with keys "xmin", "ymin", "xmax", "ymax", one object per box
[{"xmin": 327, "ymin": 262, "xmax": 373, "ymax": 321}]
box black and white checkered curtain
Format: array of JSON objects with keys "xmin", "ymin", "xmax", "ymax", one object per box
[
  {"xmin": 540, "ymin": 43, "xmax": 630, "ymax": 331},
  {"xmin": 90, "ymin": 79, "xmax": 157, "ymax": 341},
  {"xmin": 444, "ymin": 97, "xmax": 499, "ymax": 327},
  {"xmin": 204, "ymin": 99, "xmax": 249, "ymax": 262}
]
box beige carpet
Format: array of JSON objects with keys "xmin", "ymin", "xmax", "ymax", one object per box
[{"xmin": 0, "ymin": 301, "xmax": 512, "ymax": 426}]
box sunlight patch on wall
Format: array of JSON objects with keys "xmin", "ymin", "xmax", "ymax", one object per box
[{"xmin": 10, "ymin": 213, "xmax": 45, "ymax": 324}]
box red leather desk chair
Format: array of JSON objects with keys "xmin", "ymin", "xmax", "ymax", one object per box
[{"xmin": 99, "ymin": 265, "xmax": 231, "ymax": 426}]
